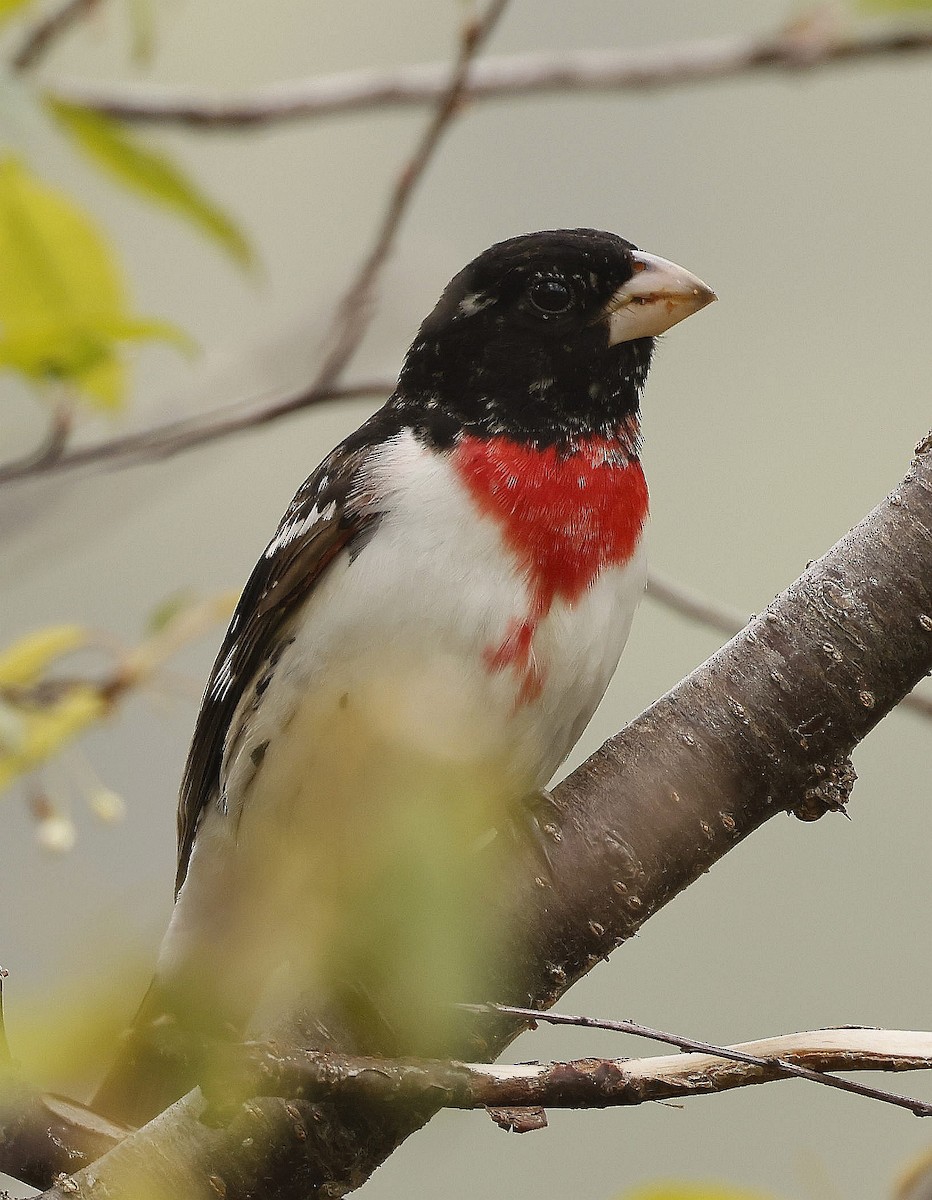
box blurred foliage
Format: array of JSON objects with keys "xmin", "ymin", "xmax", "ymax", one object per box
[
  {"xmin": 0, "ymin": 158, "xmax": 189, "ymax": 408},
  {"xmin": 0, "ymin": 686, "xmax": 106, "ymax": 793},
  {"xmin": 0, "ymin": 0, "xmax": 33, "ymax": 25},
  {"xmin": 6, "ymin": 951, "xmax": 154, "ymax": 1088},
  {"xmin": 0, "ymin": 624, "xmax": 88, "ymax": 687},
  {"xmin": 0, "ymin": 0, "xmax": 251, "ymax": 420},
  {"xmin": 47, "ymin": 101, "xmax": 253, "ymax": 268},
  {"xmin": 146, "ymin": 589, "xmax": 197, "ymax": 635},
  {"xmin": 0, "ymin": 592, "xmax": 237, "ymax": 804},
  {"xmin": 0, "ymin": 625, "xmax": 103, "ymax": 793}
]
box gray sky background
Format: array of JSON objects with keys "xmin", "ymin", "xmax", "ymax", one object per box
[{"xmin": 1, "ymin": 2, "xmax": 931, "ymax": 1197}]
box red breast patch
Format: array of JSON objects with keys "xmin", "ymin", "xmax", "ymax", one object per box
[
  {"xmin": 453, "ymin": 434, "xmax": 648, "ymax": 704},
  {"xmin": 453, "ymin": 434, "xmax": 648, "ymax": 613}
]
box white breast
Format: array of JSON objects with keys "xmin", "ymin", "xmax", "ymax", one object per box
[
  {"xmin": 225, "ymin": 429, "xmax": 646, "ymax": 812},
  {"xmin": 160, "ymin": 429, "xmax": 647, "ymax": 1020}
]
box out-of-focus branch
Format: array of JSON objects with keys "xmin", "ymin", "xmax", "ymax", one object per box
[
  {"xmin": 0, "ymin": 379, "xmax": 393, "ymax": 486},
  {"xmin": 49, "ymin": 25, "xmax": 932, "ymax": 129},
  {"xmin": 647, "ymin": 568, "xmax": 932, "ymax": 720},
  {"xmin": 307, "ymin": 0, "xmax": 511, "ymax": 397},
  {"xmin": 12, "ymin": 0, "xmax": 102, "ymax": 72},
  {"xmin": 0, "ymin": 1084, "xmax": 124, "ymax": 1184},
  {"xmin": 647, "ymin": 569, "xmax": 751, "ymax": 638},
  {"xmin": 20, "ymin": 435, "xmax": 932, "ymax": 1197}
]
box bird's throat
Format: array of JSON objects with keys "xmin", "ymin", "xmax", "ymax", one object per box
[{"xmin": 452, "ymin": 422, "xmax": 648, "ymax": 617}]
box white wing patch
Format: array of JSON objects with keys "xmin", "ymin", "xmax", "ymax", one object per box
[{"xmin": 264, "ymin": 501, "xmax": 336, "ymax": 558}]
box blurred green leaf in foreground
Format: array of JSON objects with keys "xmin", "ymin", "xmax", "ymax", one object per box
[{"xmin": 0, "ymin": 157, "xmax": 190, "ymax": 409}]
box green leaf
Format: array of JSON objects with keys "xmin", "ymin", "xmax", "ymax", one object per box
[
  {"xmin": 47, "ymin": 99, "xmax": 253, "ymax": 268},
  {"xmin": 0, "ymin": 157, "xmax": 190, "ymax": 409},
  {"xmin": 0, "ymin": 0, "xmax": 35, "ymax": 27},
  {"xmin": 146, "ymin": 589, "xmax": 196, "ymax": 636},
  {"xmin": 0, "ymin": 686, "xmax": 106, "ymax": 795}
]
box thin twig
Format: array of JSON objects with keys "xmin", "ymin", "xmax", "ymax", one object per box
[
  {"xmin": 49, "ymin": 25, "xmax": 932, "ymax": 129},
  {"xmin": 464, "ymin": 1004, "xmax": 932, "ymax": 1116},
  {"xmin": 307, "ymin": 0, "xmax": 511, "ymax": 398},
  {"xmin": 203, "ymin": 1027, "xmax": 932, "ymax": 1121},
  {"xmin": 0, "ymin": 379, "xmax": 393, "ymax": 485},
  {"xmin": 646, "ymin": 569, "xmax": 932, "ymax": 720},
  {"xmin": 0, "ymin": 967, "xmax": 10, "ymax": 1069},
  {"xmin": 12, "ymin": 0, "xmax": 101, "ymax": 72},
  {"xmin": 14, "ymin": 400, "xmax": 75, "ymax": 472}
]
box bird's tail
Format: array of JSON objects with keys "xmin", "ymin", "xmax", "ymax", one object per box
[{"xmin": 91, "ymin": 977, "xmax": 222, "ymax": 1128}]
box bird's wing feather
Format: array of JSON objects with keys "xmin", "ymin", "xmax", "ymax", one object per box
[{"xmin": 175, "ymin": 437, "xmax": 382, "ymax": 896}]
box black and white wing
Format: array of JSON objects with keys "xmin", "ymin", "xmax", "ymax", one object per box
[{"xmin": 174, "ymin": 437, "xmax": 382, "ymax": 896}]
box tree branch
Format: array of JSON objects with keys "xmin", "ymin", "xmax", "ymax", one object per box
[
  {"xmin": 205, "ymin": 1028, "xmax": 932, "ymax": 1120},
  {"xmin": 647, "ymin": 568, "xmax": 932, "ymax": 720},
  {"xmin": 7, "ymin": 1026, "xmax": 932, "ymax": 1190},
  {"xmin": 12, "ymin": 0, "xmax": 102, "ymax": 72},
  {"xmin": 49, "ymin": 24, "xmax": 932, "ymax": 130},
  {"xmin": 0, "ymin": 379, "xmax": 393, "ymax": 485},
  {"xmin": 14, "ymin": 434, "xmax": 932, "ymax": 1197}
]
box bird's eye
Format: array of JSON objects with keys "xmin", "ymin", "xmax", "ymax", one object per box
[{"xmin": 527, "ymin": 276, "xmax": 574, "ymax": 316}]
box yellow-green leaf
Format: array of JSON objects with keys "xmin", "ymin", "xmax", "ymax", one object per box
[
  {"xmin": 0, "ymin": 0, "xmax": 35, "ymax": 26},
  {"xmin": 0, "ymin": 625, "xmax": 88, "ymax": 687},
  {"xmin": 47, "ymin": 99, "xmax": 253, "ymax": 268},
  {"xmin": 146, "ymin": 589, "xmax": 196, "ymax": 635},
  {"xmin": 0, "ymin": 157, "xmax": 190, "ymax": 408},
  {"xmin": 0, "ymin": 686, "xmax": 107, "ymax": 794}
]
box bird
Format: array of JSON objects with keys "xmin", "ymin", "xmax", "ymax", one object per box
[{"xmin": 93, "ymin": 228, "xmax": 714, "ymax": 1127}]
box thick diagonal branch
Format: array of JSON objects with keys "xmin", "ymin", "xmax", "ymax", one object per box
[{"xmin": 20, "ymin": 438, "xmax": 932, "ymax": 1198}]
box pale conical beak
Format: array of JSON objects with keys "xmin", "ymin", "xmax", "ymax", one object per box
[{"xmin": 605, "ymin": 251, "xmax": 716, "ymax": 345}]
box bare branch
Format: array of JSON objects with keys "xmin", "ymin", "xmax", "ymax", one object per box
[
  {"xmin": 49, "ymin": 25, "xmax": 932, "ymax": 130},
  {"xmin": 12, "ymin": 0, "xmax": 102, "ymax": 72},
  {"xmin": 11, "ymin": 1027, "xmax": 931, "ymax": 1191},
  {"xmin": 0, "ymin": 379, "xmax": 393, "ymax": 486},
  {"xmin": 207, "ymin": 1028, "xmax": 932, "ymax": 1119},
  {"xmin": 467, "ymin": 1004, "xmax": 932, "ymax": 1116},
  {"xmin": 307, "ymin": 0, "xmax": 511, "ymax": 397}
]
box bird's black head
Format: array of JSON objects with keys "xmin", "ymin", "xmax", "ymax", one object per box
[{"xmin": 392, "ymin": 228, "xmax": 714, "ymax": 450}]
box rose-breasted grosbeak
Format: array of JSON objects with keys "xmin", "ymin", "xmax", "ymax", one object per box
[{"xmin": 94, "ymin": 229, "xmax": 714, "ymax": 1126}]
